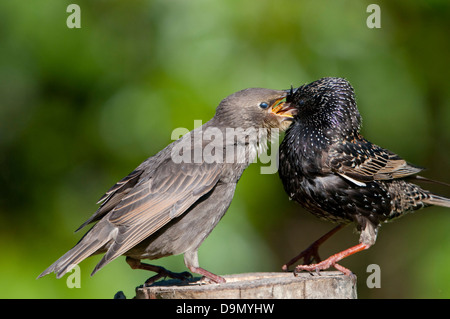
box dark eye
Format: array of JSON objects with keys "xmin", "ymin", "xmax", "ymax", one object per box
[
  {"xmin": 259, "ymin": 102, "xmax": 269, "ymax": 109},
  {"xmin": 298, "ymin": 99, "xmax": 305, "ymax": 106}
]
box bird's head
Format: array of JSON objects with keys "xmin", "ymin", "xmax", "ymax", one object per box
[
  {"xmin": 286, "ymin": 77, "xmax": 361, "ymax": 140},
  {"xmin": 214, "ymin": 88, "xmax": 297, "ymax": 131}
]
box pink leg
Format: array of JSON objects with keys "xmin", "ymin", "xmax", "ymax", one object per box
[
  {"xmin": 187, "ymin": 265, "xmax": 226, "ymax": 284},
  {"xmin": 294, "ymin": 242, "xmax": 370, "ymax": 276}
]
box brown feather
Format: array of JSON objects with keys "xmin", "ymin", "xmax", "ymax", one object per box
[
  {"xmin": 91, "ymin": 163, "xmax": 222, "ymax": 273},
  {"xmin": 327, "ymin": 138, "xmax": 423, "ymax": 184}
]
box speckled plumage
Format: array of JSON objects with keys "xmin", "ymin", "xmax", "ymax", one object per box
[{"xmin": 279, "ymin": 77, "xmax": 450, "ymax": 275}]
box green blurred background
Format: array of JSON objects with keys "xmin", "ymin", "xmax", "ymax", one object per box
[{"xmin": 0, "ymin": 0, "xmax": 449, "ymax": 299}]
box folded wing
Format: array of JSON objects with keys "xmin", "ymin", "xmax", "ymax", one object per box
[
  {"xmin": 326, "ymin": 138, "xmax": 423, "ymax": 185},
  {"xmin": 91, "ymin": 158, "xmax": 222, "ymax": 274}
]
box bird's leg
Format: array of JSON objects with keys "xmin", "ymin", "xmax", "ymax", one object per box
[
  {"xmin": 125, "ymin": 257, "xmax": 193, "ymax": 286},
  {"xmin": 186, "ymin": 265, "xmax": 226, "ymax": 284},
  {"xmin": 183, "ymin": 250, "xmax": 226, "ymax": 284},
  {"xmin": 294, "ymin": 242, "xmax": 370, "ymax": 276},
  {"xmin": 282, "ymin": 224, "xmax": 345, "ymax": 271}
]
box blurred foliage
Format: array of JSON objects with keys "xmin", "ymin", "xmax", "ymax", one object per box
[{"xmin": 0, "ymin": 0, "xmax": 449, "ymax": 298}]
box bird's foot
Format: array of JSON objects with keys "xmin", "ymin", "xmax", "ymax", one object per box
[
  {"xmin": 144, "ymin": 269, "xmax": 193, "ymax": 286},
  {"xmin": 294, "ymin": 260, "xmax": 353, "ymax": 276},
  {"xmin": 282, "ymin": 243, "xmax": 322, "ymax": 271},
  {"xmin": 188, "ymin": 266, "xmax": 226, "ymax": 284},
  {"xmin": 293, "ymin": 242, "xmax": 369, "ymax": 277},
  {"xmin": 126, "ymin": 257, "xmax": 193, "ymax": 286},
  {"xmin": 282, "ymin": 225, "xmax": 345, "ymax": 271}
]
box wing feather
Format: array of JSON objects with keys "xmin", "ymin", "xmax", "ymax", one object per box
[
  {"xmin": 327, "ymin": 138, "xmax": 423, "ymax": 185},
  {"xmin": 90, "ymin": 161, "xmax": 222, "ymax": 274},
  {"xmin": 75, "ymin": 169, "xmax": 144, "ymax": 232}
]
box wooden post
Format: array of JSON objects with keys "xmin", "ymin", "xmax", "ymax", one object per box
[{"xmin": 132, "ymin": 271, "xmax": 357, "ymax": 299}]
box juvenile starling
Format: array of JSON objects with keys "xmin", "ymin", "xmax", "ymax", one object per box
[
  {"xmin": 38, "ymin": 88, "xmax": 296, "ymax": 284},
  {"xmin": 278, "ymin": 77, "xmax": 450, "ymax": 275}
]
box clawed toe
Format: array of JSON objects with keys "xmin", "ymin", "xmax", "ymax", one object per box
[{"xmin": 144, "ymin": 269, "xmax": 193, "ymax": 286}]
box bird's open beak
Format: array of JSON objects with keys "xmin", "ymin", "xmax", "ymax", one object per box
[{"xmin": 270, "ymin": 96, "xmax": 297, "ymax": 119}]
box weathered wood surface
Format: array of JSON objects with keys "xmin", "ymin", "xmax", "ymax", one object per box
[{"xmin": 133, "ymin": 271, "xmax": 357, "ymax": 299}]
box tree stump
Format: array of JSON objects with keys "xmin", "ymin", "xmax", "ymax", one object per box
[{"xmin": 133, "ymin": 271, "xmax": 357, "ymax": 299}]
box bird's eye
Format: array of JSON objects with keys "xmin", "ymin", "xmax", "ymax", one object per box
[
  {"xmin": 298, "ymin": 99, "xmax": 305, "ymax": 106},
  {"xmin": 259, "ymin": 102, "xmax": 270, "ymax": 109}
]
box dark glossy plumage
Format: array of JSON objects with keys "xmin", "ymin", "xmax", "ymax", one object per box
[
  {"xmin": 279, "ymin": 77, "xmax": 450, "ymax": 275},
  {"xmin": 38, "ymin": 88, "xmax": 296, "ymax": 284}
]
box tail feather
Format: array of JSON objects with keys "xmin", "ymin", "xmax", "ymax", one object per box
[
  {"xmin": 423, "ymin": 194, "xmax": 450, "ymax": 208},
  {"xmin": 413, "ymin": 175, "xmax": 450, "ymax": 188},
  {"xmin": 37, "ymin": 221, "xmax": 114, "ymax": 279},
  {"xmin": 38, "ymin": 241, "xmax": 102, "ymax": 279}
]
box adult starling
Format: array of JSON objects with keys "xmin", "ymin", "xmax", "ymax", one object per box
[
  {"xmin": 38, "ymin": 88, "xmax": 296, "ymax": 284},
  {"xmin": 278, "ymin": 77, "xmax": 450, "ymax": 275}
]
